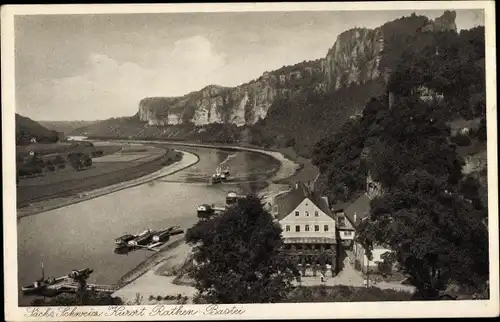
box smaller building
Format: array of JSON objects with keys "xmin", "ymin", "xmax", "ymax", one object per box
[
  {"xmin": 331, "ymin": 205, "xmax": 355, "ymax": 249},
  {"xmin": 334, "ymin": 193, "xmax": 394, "ymax": 274}
]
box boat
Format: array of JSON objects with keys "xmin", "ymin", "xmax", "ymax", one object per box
[
  {"xmin": 211, "ymin": 173, "xmax": 222, "ymax": 184},
  {"xmin": 127, "ymin": 229, "xmax": 156, "ymax": 246},
  {"xmin": 114, "ymin": 233, "xmax": 136, "ymax": 248},
  {"xmin": 21, "ymin": 277, "xmax": 66, "ymax": 295},
  {"xmin": 226, "ymin": 192, "xmax": 245, "ymax": 206},
  {"xmin": 21, "ymin": 263, "xmax": 93, "ymax": 296},
  {"xmin": 67, "ymin": 268, "xmax": 93, "ymax": 280},
  {"xmin": 151, "ymin": 226, "xmax": 184, "ymax": 243},
  {"xmin": 197, "ymin": 204, "xmax": 215, "ymax": 218}
]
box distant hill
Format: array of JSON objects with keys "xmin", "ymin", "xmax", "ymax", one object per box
[
  {"xmin": 16, "ymin": 114, "xmax": 61, "ymax": 145},
  {"xmin": 39, "ymin": 120, "xmax": 101, "ymax": 135}
]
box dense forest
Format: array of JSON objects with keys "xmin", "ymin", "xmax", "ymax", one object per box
[{"xmin": 312, "ymin": 26, "xmax": 485, "ymax": 202}]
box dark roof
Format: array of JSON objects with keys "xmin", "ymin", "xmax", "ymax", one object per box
[
  {"xmin": 274, "ymin": 182, "xmax": 334, "ymax": 220},
  {"xmin": 343, "ymin": 193, "xmax": 372, "ymax": 228},
  {"xmin": 330, "ymin": 201, "xmax": 351, "ymax": 213}
]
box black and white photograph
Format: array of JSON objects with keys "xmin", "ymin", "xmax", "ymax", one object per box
[{"xmin": 2, "ymin": 2, "xmax": 498, "ymax": 320}]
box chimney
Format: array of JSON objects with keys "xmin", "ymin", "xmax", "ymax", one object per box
[
  {"xmin": 354, "ymin": 212, "xmax": 357, "ymax": 223},
  {"xmin": 295, "ymin": 182, "xmax": 299, "ymax": 190}
]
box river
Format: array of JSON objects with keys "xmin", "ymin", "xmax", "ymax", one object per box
[{"xmin": 17, "ymin": 145, "xmax": 281, "ymax": 305}]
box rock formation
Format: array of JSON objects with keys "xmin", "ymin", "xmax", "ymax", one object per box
[{"xmin": 137, "ymin": 11, "xmax": 457, "ymax": 127}]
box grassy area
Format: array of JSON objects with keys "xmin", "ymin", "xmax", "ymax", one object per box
[
  {"xmin": 16, "ymin": 143, "xmax": 121, "ymax": 161},
  {"xmin": 17, "ymin": 146, "xmax": 180, "ymax": 207}
]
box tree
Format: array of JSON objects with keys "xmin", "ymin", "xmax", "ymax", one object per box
[
  {"xmin": 367, "ymin": 97, "xmax": 464, "ymax": 188},
  {"xmin": 67, "ymin": 152, "xmax": 92, "ymax": 170},
  {"xmin": 83, "ymin": 154, "xmax": 93, "ymax": 168},
  {"xmin": 477, "ymin": 117, "xmax": 487, "ymax": 142},
  {"xmin": 356, "ymin": 170, "xmax": 489, "ymax": 299},
  {"xmin": 67, "ymin": 152, "xmax": 84, "ymax": 170},
  {"xmin": 185, "ymin": 195, "xmax": 299, "ymax": 303}
]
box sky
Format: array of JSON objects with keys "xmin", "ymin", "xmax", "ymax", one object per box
[{"xmin": 14, "ymin": 9, "xmax": 484, "ymax": 121}]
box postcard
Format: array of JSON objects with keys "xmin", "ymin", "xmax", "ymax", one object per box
[{"xmin": 2, "ymin": 1, "xmax": 498, "ymax": 320}]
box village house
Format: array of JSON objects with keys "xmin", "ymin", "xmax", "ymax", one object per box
[
  {"xmin": 272, "ymin": 182, "xmax": 338, "ymax": 276},
  {"xmin": 330, "ymin": 174, "xmax": 393, "ymax": 274}
]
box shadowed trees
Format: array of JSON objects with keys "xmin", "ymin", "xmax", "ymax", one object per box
[
  {"xmin": 186, "ymin": 195, "xmax": 299, "ymax": 303},
  {"xmin": 356, "ymin": 170, "xmax": 489, "ymax": 299}
]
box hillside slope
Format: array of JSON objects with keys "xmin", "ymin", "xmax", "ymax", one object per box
[
  {"xmin": 16, "ymin": 114, "xmax": 61, "ymax": 145},
  {"xmin": 39, "ymin": 120, "xmax": 101, "ymax": 135}
]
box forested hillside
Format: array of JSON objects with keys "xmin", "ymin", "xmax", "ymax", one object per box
[
  {"xmin": 312, "ymin": 26, "xmax": 488, "ymax": 300},
  {"xmin": 16, "ymin": 114, "xmax": 61, "ymax": 145}
]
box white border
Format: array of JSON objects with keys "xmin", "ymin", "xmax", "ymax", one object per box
[{"xmin": 2, "ymin": 1, "xmax": 498, "ymax": 320}]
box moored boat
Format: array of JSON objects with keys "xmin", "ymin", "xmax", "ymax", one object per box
[
  {"xmin": 67, "ymin": 268, "xmax": 93, "ymax": 280},
  {"xmin": 197, "ymin": 204, "xmax": 215, "ymax": 218},
  {"xmin": 114, "ymin": 233, "xmax": 136, "ymax": 248},
  {"xmin": 211, "ymin": 173, "xmax": 222, "ymax": 184},
  {"xmin": 127, "ymin": 229, "xmax": 155, "ymax": 246},
  {"xmin": 22, "ymin": 266, "xmax": 93, "ymax": 296},
  {"xmin": 151, "ymin": 227, "xmax": 184, "ymax": 243}
]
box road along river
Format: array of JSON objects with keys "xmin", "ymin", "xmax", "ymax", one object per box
[{"xmin": 16, "ymin": 144, "xmax": 289, "ymax": 305}]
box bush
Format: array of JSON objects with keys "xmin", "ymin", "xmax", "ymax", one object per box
[
  {"xmin": 47, "ymin": 165, "xmax": 56, "ymax": 172},
  {"xmin": 58, "ymin": 164, "xmax": 66, "ymax": 169},
  {"xmin": 451, "ymin": 134, "xmax": 472, "ymax": 146},
  {"xmin": 54, "ymin": 155, "xmax": 65, "ymax": 165},
  {"xmin": 284, "ymin": 285, "xmax": 412, "ymax": 302}
]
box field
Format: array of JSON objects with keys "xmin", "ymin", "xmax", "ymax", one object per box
[
  {"xmin": 16, "ymin": 142, "xmax": 122, "ymax": 161},
  {"xmin": 16, "ymin": 144, "xmax": 178, "ymax": 207}
]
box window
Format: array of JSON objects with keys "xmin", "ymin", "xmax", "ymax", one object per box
[
  {"xmin": 305, "ymin": 225, "xmax": 310, "ymax": 232},
  {"xmin": 314, "ymin": 225, "xmax": 320, "ymax": 232},
  {"xmin": 295, "ymin": 225, "xmax": 300, "ymax": 232},
  {"xmin": 315, "ymin": 211, "xmax": 319, "ymax": 217},
  {"xmin": 295, "ymin": 211, "xmax": 299, "ymax": 216},
  {"xmin": 345, "ymin": 231, "xmax": 353, "ymax": 236},
  {"xmin": 305, "ymin": 211, "xmax": 309, "ymax": 216},
  {"xmin": 324, "ymin": 225, "xmax": 329, "ymax": 232},
  {"xmin": 285, "ymin": 225, "xmax": 290, "ymax": 232}
]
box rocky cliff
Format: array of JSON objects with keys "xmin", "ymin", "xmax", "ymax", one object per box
[
  {"xmin": 324, "ymin": 28, "xmax": 384, "ymax": 91},
  {"xmin": 138, "ymin": 59, "xmax": 325, "ymax": 126},
  {"xmin": 137, "ymin": 11, "xmax": 457, "ymax": 127}
]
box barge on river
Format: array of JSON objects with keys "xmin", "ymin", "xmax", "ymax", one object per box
[{"xmin": 21, "ymin": 266, "xmax": 94, "ymax": 296}]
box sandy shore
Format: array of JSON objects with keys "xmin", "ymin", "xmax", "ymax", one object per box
[
  {"xmin": 17, "ymin": 150, "xmax": 200, "ymax": 218},
  {"xmin": 111, "ymin": 147, "xmax": 301, "ymax": 304}
]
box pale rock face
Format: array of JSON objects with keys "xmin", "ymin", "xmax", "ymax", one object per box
[
  {"xmin": 137, "ymin": 62, "xmax": 324, "ymax": 126},
  {"xmin": 325, "ymin": 28, "xmax": 384, "ymax": 91},
  {"xmin": 232, "ymin": 91, "xmax": 248, "ymax": 126}
]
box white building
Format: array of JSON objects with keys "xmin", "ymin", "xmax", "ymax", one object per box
[{"xmin": 272, "ymin": 182, "xmax": 338, "ymax": 275}]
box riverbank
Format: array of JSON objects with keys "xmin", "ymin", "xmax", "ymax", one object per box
[{"xmin": 17, "ymin": 150, "xmax": 199, "ymax": 219}]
